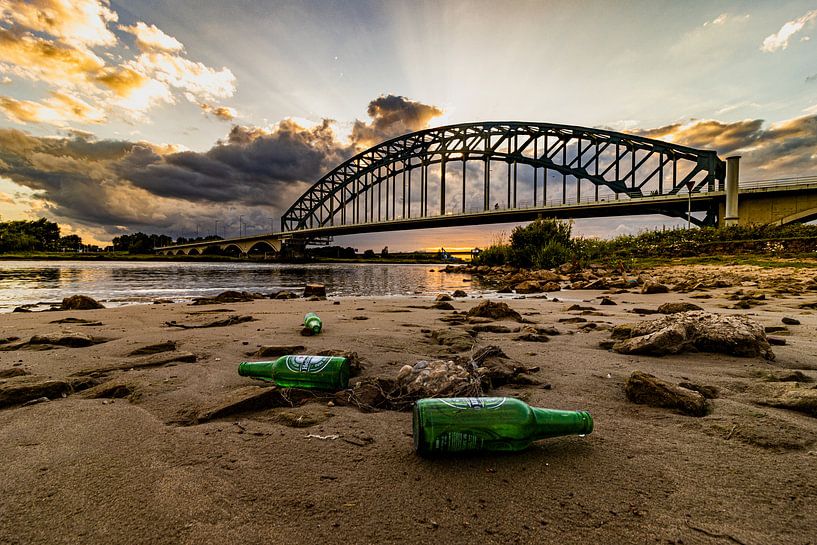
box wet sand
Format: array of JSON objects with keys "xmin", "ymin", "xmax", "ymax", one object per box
[{"xmin": 1, "ymin": 268, "xmax": 816, "ymax": 545}]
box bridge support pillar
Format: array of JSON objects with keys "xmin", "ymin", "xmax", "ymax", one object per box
[{"xmin": 724, "ymin": 155, "xmax": 740, "ymax": 226}]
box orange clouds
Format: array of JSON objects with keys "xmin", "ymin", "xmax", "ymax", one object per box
[
  {"xmin": 119, "ymin": 22, "xmax": 183, "ymax": 53},
  {"xmin": 0, "ymin": 91, "xmax": 104, "ymax": 124},
  {"xmin": 94, "ymin": 66, "xmax": 147, "ymax": 97},
  {"xmin": 0, "ymin": 28, "xmax": 105, "ymax": 86},
  {"xmin": 0, "ymin": 0, "xmax": 236, "ymax": 126},
  {"xmin": 200, "ymin": 103, "xmax": 237, "ymax": 121},
  {"xmin": 0, "ymin": 0, "xmax": 118, "ymax": 48},
  {"xmin": 633, "ymin": 119, "xmax": 763, "ymax": 155},
  {"xmin": 631, "ymin": 115, "xmax": 817, "ymax": 179}
]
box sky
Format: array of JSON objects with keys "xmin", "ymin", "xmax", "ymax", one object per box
[{"xmin": 0, "ymin": 0, "xmax": 816, "ymax": 250}]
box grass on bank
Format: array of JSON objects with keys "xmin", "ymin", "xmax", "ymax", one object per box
[{"xmin": 472, "ymin": 218, "xmax": 817, "ymax": 270}]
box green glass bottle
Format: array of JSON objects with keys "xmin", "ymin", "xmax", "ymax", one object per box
[
  {"xmin": 413, "ymin": 397, "xmax": 593, "ymax": 455},
  {"xmin": 302, "ymin": 312, "xmax": 322, "ymax": 335},
  {"xmin": 238, "ymin": 355, "xmax": 349, "ymax": 390}
]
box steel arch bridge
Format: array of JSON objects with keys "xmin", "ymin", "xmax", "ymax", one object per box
[{"xmin": 282, "ymin": 121, "xmax": 726, "ymax": 232}]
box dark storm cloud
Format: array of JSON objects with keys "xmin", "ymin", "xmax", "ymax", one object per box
[
  {"xmin": 118, "ymin": 119, "xmax": 351, "ymax": 205},
  {"xmin": 350, "ymin": 94, "xmax": 443, "ymax": 148},
  {"xmin": 0, "ymin": 95, "xmax": 445, "ymax": 239}
]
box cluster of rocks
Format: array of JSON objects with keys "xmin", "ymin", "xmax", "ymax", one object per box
[
  {"xmin": 605, "ymin": 311, "xmax": 774, "ymax": 360},
  {"xmin": 13, "ymin": 295, "xmax": 106, "ymax": 313},
  {"xmin": 193, "ymin": 284, "xmax": 329, "ymax": 304},
  {"xmin": 625, "ymin": 371, "xmax": 713, "ymax": 417},
  {"xmin": 443, "ymin": 263, "xmax": 680, "ymax": 295},
  {"xmin": 0, "ymin": 332, "xmax": 111, "ymax": 351},
  {"xmin": 445, "ymin": 261, "xmax": 817, "ymax": 302}
]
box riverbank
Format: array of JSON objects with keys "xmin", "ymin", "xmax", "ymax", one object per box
[
  {"xmin": 1, "ymin": 265, "xmax": 816, "ymax": 544},
  {"xmin": 0, "ymin": 252, "xmax": 465, "ymax": 264}
]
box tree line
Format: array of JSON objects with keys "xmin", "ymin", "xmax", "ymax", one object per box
[
  {"xmin": 0, "ymin": 218, "xmax": 94, "ymax": 253},
  {"xmin": 0, "ymin": 218, "xmax": 224, "ymax": 254}
]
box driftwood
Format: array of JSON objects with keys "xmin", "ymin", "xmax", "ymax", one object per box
[{"xmin": 164, "ymin": 315, "xmax": 254, "ymax": 329}]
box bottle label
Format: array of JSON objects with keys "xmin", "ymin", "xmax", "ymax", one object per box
[
  {"xmin": 433, "ymin": 431, "xmax": 483, "ymax": 452},
  {"xmin": 285, "ymin": 356, "xmax": 333, "ymax": 373},
  {"xmin": 438, "ymin": 397, "xmax": 507, "ymax": 410}
]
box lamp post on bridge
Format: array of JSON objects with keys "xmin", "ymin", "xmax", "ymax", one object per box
[
  {"xmin": 686, "ymin": 181, "xmax": 694, "ymax": 229},
  {"xmin": 239, "ymin": 215, "xmax": 244, "ymax": 238},
  {"xmin": 214, "ymin": 220, "xmax": 219, "ymax": 239}
]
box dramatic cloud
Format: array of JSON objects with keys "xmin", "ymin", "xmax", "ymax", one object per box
[
  {"xmin": 761, "ymin": 9, "xmax": 817, "ymax": 52},
  {"xmin": 0, "ymin": 0, "xmax": 235, "ymax": 125},
  {"xmin": 4, "ymin": 88, "xmax": 812, "ymax": 244},
  {"xmin": 118, "ymin": 119, "xmax": 350, "ymax": 206},
  {"xmin": 0, "ymin": 94, "xmax": 445, "ymax": 240},
  {"xmin": 350, "ymin": 94, "xmax": 443, "ymax": 149},
  {"xmin": 633, "ymin": 119, "xmax": 764, "ymax": 156}
]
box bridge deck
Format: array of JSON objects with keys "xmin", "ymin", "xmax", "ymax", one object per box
[{"xmin": 155, "ymin": 179, "xmax": 817, "ymax": 252}]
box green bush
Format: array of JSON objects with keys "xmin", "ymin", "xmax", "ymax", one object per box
[
  {"xmin": 475, "ymin": 243, "xmax": 513, "ymax": 266},
  {"xmin": 510, "ymin": 218, "xmax": 572, "ymax": 268},
  {"xmin": 530, "ymin": 239, "xmax": 572, "ymax": 269}
]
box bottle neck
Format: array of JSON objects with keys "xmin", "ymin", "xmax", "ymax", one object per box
[
  {"xmin": 237, "ymin": 359, "xmax": 278, "ymax": 378},
  {"xmin": 531, "ymin": 408, "xmax": 593, "ymax": 439}
]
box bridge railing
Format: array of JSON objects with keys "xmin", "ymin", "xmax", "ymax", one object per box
[
  {"xmin": 295, "ymin": 189, "xmax": 714, "ymax": 229},
  {"xmin": 739, "ymin": 175, "xmax": 817, "ymax": 190}
]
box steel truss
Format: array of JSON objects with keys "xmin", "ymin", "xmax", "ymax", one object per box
[{"xmin": 281, "ymin": 121, "xmax": 726, "ymax": 232}]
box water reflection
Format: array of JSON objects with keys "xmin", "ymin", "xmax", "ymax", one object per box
[{"xmin": 0, "ymin": 261, "xmax": 482, "ymax": 311}]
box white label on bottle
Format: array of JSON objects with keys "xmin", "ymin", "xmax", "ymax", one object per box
[
  {"xmin": 438, "ymin": 397, "xmax": 507, "ymax": 410},
  {"xmin": 434, "ymin": 431, "xmax": 483, "ymax": 452},
  {"xmin": 285, "ymin": 355, "xmax": 332, "ymax": 373}
]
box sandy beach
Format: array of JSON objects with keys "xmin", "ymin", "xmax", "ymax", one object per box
[{"xmin": 1, "ymin": 264, "xmax": 816, "ymax": 545}]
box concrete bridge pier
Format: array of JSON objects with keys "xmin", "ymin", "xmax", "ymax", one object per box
[{"xmin": 724, "ymin": 156, "xmax": 740, "ymax": 226}]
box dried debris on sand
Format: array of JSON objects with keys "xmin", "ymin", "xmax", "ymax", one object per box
[{"xmin": 164, "ymin": 315, "xmax": 255, "ymax": 329}]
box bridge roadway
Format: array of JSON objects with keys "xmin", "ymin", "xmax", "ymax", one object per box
[{"xmin": 156, "ymin": 178, "xmax": 817, "ymax": 255}]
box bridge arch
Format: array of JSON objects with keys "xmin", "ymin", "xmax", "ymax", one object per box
[
  {"xmin": 282, "ymin": 121, "xmax": 725, "ymax": 231},
  {"xmin": 248, "ymin": 241, "xmax": 278, "ymax": 254},
  {"xmin": 221, "ymin": 244, "xmax": 243, "ymax": 256}
]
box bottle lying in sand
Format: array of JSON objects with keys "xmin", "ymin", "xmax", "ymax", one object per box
[
  {"xmin": 238, "ymin": 355, "xmax": 349, "ymax": 390},
  {"xmin": 412, "ymin": 397, "xmax": 593, "ymax": 455},
  {"xmin": 302, "ymin": 312, "xmax": 322, "ymax": 335}
]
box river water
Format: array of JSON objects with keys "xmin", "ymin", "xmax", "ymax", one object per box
[{"xmin": 0, "ymin": 261, "xmax": 483, "ymax": 312}]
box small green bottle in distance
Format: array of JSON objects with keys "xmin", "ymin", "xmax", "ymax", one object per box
[
  {"xmin": 413, "ymin": 397, "xmax": 593, "ymax": 455},
  {"xmin": 303, "ymin": 312, "xmax": 322, "ymax": 335},
  {"xmin": 238, "ymin": 355, "xmax": 349, "ymax": 390}
]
